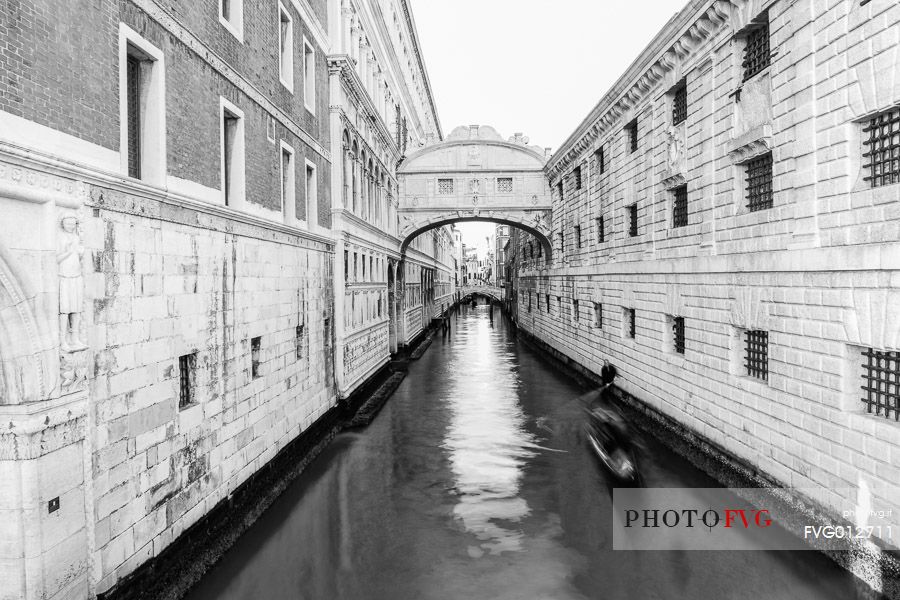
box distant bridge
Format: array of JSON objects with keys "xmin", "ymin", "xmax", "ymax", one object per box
[{"xmin": 459, "ymin": 285, "xmax": 503, "ymax": 303}]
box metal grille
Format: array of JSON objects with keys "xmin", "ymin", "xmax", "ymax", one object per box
[
  {"xmin": 862, "ymin": 108, "xmax": 900, "ymax": 188},
  {"xmin": 497, "ymin": 177, "xmax": 513, "ymax": 193},
  {"xmin": 628, "ymin": 204, "xmax": 638, "ymax": 237},
  {"xmin": 573, "ymin": 299, "xmax": 579, "ymax": 322},
  {"xmin": 745, "ymin": 153, "xmax": 773, "ymax": 211},
  {"xmin": 251, "ymin": 336, "xmax": 261, "ymax": 379},
  {"xmin": 627, "ymin": 309, "xmax": 636, "ymax": 338},
  {"xmin": 545, "ymin": 294, "xmax": 550, "ymax": 312},
  {"xmin": 744, "ymin": 330, "xmax": 768, "ymax": 381},
  {"xmin": 126, "ymin": 55, "xmax": 141, "ymax": 179},
  {"xmin": 575, "ymin": 225, "xmax": 582, "ymax": 248},
  {"xmin": 557, "ymin": 182, "xmax": 564, "ymax": 202},
  {"xmin": 672, "ymin": 185, "xmax": 688, "ymax": 227},
  {"xmin": 438, "ymin": 178, "xmax": 454, "ymax": 194},
  {"xmin": 596, "ymin": 146, "xmax": 605, "ymax": 174},
  {"xmin": 672, "ymin": 83, "xmax": 687, "ymax": 125},
  {"xmin": 673, "ymin": 317, "xmax": 685, "ymax": 354},
  {"xmin": 860, "ymin": 348, "xmax": 900, "ymax": 420},
  {"xmin": 596, "ymin": 216, "xmax": 604, "ymax": 243},
  {"xmin": 742, "ymin": 20, "xmax": 770, "ymax": 82},
  {"xmin": 594, "ymin": 303, "xmax": 602, "ymax": 328},
  {"xmin": 178, "ymin": 354, "xmax": 193, "ymax": 408},
  {"xmin": 574, "ymin": 166, "xmax": 582, "ymax": 190},
  {"xmin": 626, "ymin": 119, "xmax": 638, "ymax": 153},
  {"xmin": 296, "ymin": 325, "xmax": 304, "ymax": 359}
]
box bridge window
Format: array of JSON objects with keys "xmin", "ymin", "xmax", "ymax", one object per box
[
  {"xmin": 438, "ymin": 178, "xmax": 454, "ymax": 194},
  {"xmin": 574, "ymin": 166, "xmax": 582, "ymax": 190},
  {"xmin": 178, "ymin": 353, "xmax": 197, "ymax": 409},
  {"xmin": 745, "ymin": 152, "xmax": 773, "ymax": 212},
  {"xmin": 672, "ymin": 184, "xmax": 688, "ymax": 228},
  {"xmin": 860, "ymin": 348, "xmax": 900, "ymax": 420},
  {"xmin": 596, "ymin": 216, "xmax": 604, "ymax": 243},
  {"xmin": 625, "ymin": 118, "xmax": 638, "ymax": 153},
  {"xmin": 628, "ymin": 203, "xmax": 638, "ymax": 237},
  {"xmin": 497, "ymin": 177, "xmax": 513, "ymax": 193},
  {"xmin": 251, "ymin": 336, "xmax": 262, "ymax": 379},
  {"xmin": 593, "ymin": 303, "xmax": 602, "ymax": 329}
]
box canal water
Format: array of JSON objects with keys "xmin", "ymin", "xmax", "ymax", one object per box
[{"xmin": 186, "ymin": 304, "xmax": 866, "ymax": 600}]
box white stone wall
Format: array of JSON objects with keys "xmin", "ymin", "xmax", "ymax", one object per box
[{"xmin": 519, "ymin": 0, "xmax": 900, "ymax": 555}]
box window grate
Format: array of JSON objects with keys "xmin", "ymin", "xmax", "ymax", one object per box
[
  {"xmin": 178, "ymin": 354, "xmax": 194, "ymax": 408},
  {"xmin": 628, "ymin": 204, "xmax": 638, "ymax": 237},
  {"xmin": 497, "ymin": 177, "xmax": 513, "ymax": 193},
  {"xmin": 126, "ymin": 55, "xmax": 141, "ymax": 179},
  {"xmin": 744, "ymin": 330, "xmax": 768, "ymax": 381},
  {"xmin": 575, "ymin": 225, "xmax": 582, "ymax": 248},
  {"xmin": 672, "ymin": 83, "xmax": 687, "ymax": 125},
  {"xmin": 573, "ymin": 299, "xmax": 579, "ymax": 322},
  {"xmin": 596, "ymin": 146, "xmax": 605, "ymax": 174},
  {"xmin": 596, "ymin": 216, "xmax": 605, "ymax": 243},
  {"xmin": 862, "ymin": 108, "xmax": 900, "ymax": 188},
  {"xmin": 860, "ymin": 348, "xmax": 900, "ymax": 421},
  {"xmin": 626, "ymin": 119, "xmax": 638, "ymax": 153},
  {"xmin": 251, "ymin": 336, "xmax": 262, "ymax": 379},
  {"xmin": 672, "ymin": 185, "xmax": 688, "ymax": 227},
  {"xmin": 574, "ymin": 166, "xmax": 582, "ymax": 190},
  {"xmin": 742, "ymin": 20, "xmax": 770, "ymax": 82},
  {"xmin": 673, "ymin": 317, "xmax": 685, "ymax": 354},
  {"xmin": 438, "ymin": 178, "xmax": 454, "ymax": 194},
  {"xmin": 626, "ymin": 308, "xmax": 636, "ymax": 339},
  {"xmin": 296, "ymin": 325, "xmax": 304, "ymax": 359},
  {"xmin": 594, "ymin": 302, "xmax": 602, "ymax": 329},
  {"xmin": 557, "ymin": 181, "xmax": 564, "ymax": 202},
  {"xmin": 745, "ymin": 152, "xmax": 773, "ymax": 212}
]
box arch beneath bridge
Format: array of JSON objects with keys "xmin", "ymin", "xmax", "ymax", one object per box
[{"xmin": 397, "ymin": 125, "xmax": 553, "ymax": 258}]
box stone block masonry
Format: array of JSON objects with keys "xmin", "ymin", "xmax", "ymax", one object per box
[{"xmin": 512, "ymin": 0, "xmax": 900, "ymax": 597}]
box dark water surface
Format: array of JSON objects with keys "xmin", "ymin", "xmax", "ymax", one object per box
[{"xmin": 186, "ymin": 304, "xmax": 866, "ymax": 600}]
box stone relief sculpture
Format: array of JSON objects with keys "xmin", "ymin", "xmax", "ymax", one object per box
[
  {"xmin": 666, "ymin": 126, "xmax": 684, "ymax": 173},
  {"xmin": 57, "ymin": 215, "xmax": 87, "ymax": 352}
]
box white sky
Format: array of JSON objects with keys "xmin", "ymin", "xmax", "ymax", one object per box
[{"xmin": 408, "ymin": 0, "xmax": 687, "ymax": 252}]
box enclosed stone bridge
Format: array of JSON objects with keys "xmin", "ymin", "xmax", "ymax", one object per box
[
  {"xmin": 459, "ymin": 285, "xmax": 503, "ymax": 303},
  {"xmin": 397, "ymin": 125, "xmax": 553, "ymax": 257}
]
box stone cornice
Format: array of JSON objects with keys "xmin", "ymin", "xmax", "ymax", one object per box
[
  {"xmin": 0, "ymin": 391, "xmax": 87, "ymax": 460},
  {"xmin": 547, "ymin": 0, "xmax": 740, "ymax": 180}
]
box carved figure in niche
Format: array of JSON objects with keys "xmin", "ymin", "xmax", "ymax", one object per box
[
  {"xmin": 469, "ymin": 179, "xmax": 481, "ymax": 195},
  {"xmin": 666, "ymin": 126, "xmax": 684, "ymax": 172},
  {"xmin": 57, "ymin": 215, "xmax": 87, "ymax": 351}
]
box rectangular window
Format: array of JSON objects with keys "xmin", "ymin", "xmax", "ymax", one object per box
[
  {"xmin": 594, "ymin": 302, "xmax": 602, "ymax": 329},
  {"xmin": 304, "ymin": 159, "xmax": 317, "ymax": 225},
  {"xmin": 596, "ymin": 216, "xmax": 604, "ymax": 243},
  {"xmin": 744, "ymin": 330, "xmax": 768, "ymax": 381},
  {"xmin": 497, "ymin": 177, "xmax": 513, "ymax": 193},
  {"xmin": 546, "ymin": 294, "xmax": 550, "ymax": 313},
  {"xmin": 574, "ymin": 166, "xmax": 582, "ymax": 190},
  {"xmin": 673, "ymin": 317, "xmax": 685, "ymax": 354},
  {"xmin": 672, "ymin": 81, "xmax": 687, "ymax": 125},
  {"xmin": 120, "ymin": 26, "xmax": 165, "ymax": 184},
  {"xmin": 280, "ymin": 143, "xmax": 295, "ymax": 222},
  {"xmin": 178, "ymin": 353, "xmax": 196, "ymax": 408},
  {"xmin": 575, "ymin": 225, "xmax": 582, "ymax": 248},
  {"xmin": 745, "ymin": 152, "xmax": 773, "ymax": 212},
  {"xmin": 303, "ymin": 38, "xmax": 316, "ymax": 112},
  {"xmin": 528, "ymin": 292, "xmax": 532, "ymax": 312},
  {"xmin": 251, "ymin": 336, "xmax": 262, "ymax": 379},
  {"xmin": 742, "ymin": 17, "xmax": 770, "ymax": 82},
  {"xmin": 221, "ymin": 100, "xmax": 245, "ymax": 207},
  {"xmin": 860, "ymin": 348, "xmax": 900, "ymax": 420},
  {"xmin": 672, "ymin": 184, "xmax": 688, "ymax": 228},
  {"xmin": 278, "ymin": 4, "xmax": 293, "ymax": 91},
  {"xmin": 595, "ymin": 146, "xmax": 605, "ymax": 174},
  {"xmin": 625, "ymin": 118, "xmax": 638, "ymax": 153},
  {"xmin": 628, "ymin": 204, "xmax": 638, "ymax": 237},
  {"xmin": 862, "ymin": 108, "xmax": 900, "ymax": 188},
  {"xmin": 219, "ymin": 0, "xmax": 244, "ymax": 41},
  {"xmin": 126, "ymin": 55, "xmax": 142, "ymax": 179},
  {"xmin": 573, "ymin": 299, "xmax": 579, "ymax": 322},
  {"xmin": 625, "ymin": 308, "xmax": 636, "ymax": 339},
  {"xmin": 295, "ymin": 325, "xmax": 304, "ymax": 359},
  {"xmin": 438, "ymin": 178, "xmax": 454, "ymax": 194},
  {"xmin": 557, "ymin": 181, "xmax": 564, "ymax": 202}
]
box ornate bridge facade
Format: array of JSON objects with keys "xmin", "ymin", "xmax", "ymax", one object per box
[
  {"xmin": 459, "ymin": 285, "xmax": 503, "ymax": 303},
  {"xmin": 397, "ymin": 125, "xmax": 553, "ymax": 257}
]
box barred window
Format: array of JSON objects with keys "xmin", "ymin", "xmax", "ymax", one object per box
[
  {"xmin": 594, "ymin": 302, "xmax": 602, "ymax": 329},
  {"xmin": 595, "ymin": 146, "xmax": 605, "ymax": 174},
  {"xmin": 126, "ymin": 55, "xmax": 142, "ymax": 179},
  {"xmin": 178, "ymin": 353, "xmax": 196, "ymax": 408},
  {"xmin": 673, "ymin": 317, "xmax": 685, "ymax": 354},
  {"xmin": 574, "ymin": 166, "xmax": 582, "ymax": 190},
  {"xmin": 862, "ymin": 108, "xmax": 900, "ymax": 188},
  {"xmin": 528, "ymin": 292, "xmax": 532, "ymax": 312},
  {"xmin": 296, "ymin": 324, "xmax": 305, "ymax": 359},
  {"xmin": 625, "ymin": 119, "xmax": 638, "ymax": 153},
  {"xmin": 672, "ymin": 184, "xmax": 688, "ymax": 227},
  {"xmin": 745, "ymin": 152, "xmax": 773, "ymax": 212},
  {"xmin": 251, "ymin": 336, "xmax": 262, "ymax": 379},
  {"xmin": 625, "ymin": 308, "xmax": 636, "ymax": 339},
  {"xmin": 497, "ymin": 177, "xmax": 513, "ymax": 193},
  {"xmin": 438, "ymin": 178, "xmax": 454, "ymax": 194},
  {"xmin": 628, "ymin": 204, "xmax": 638, "ymax": 237},
  {"xmin": 546, "ymin": 294, "xmax": 550, "ymax": 312},
  {"xmin": 573, "ymin": 299, "xmax": 579, "ymax": 322},
  {"xmin": 596, "ymin": 216, "xmax": 604, "ymax": 243},
  {"xmin": 860, "ymin": 348, "xmax": 900, "ymax": 421},
  {"xmin": 575, "ymin": 225, "xmax": 582, "ymax": 248},
  {"xmin": 557, "ymin": 181, "xmax": 564, "ymax": 202},
  {"xmin": 744, "ymin": 330, "xmax": 768, "ymax": 381},
  {"xmin": 672, "ymin": 82, "xmax": 687, "ymax": 126},
  {"xmin": 742, "ymin": 18, "xmax": 770, "ymax": 82}
]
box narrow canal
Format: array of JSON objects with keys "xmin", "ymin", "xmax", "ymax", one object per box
[{"xmin": 186, "ymin": 303, "xmax": 864, "ymax": 600}]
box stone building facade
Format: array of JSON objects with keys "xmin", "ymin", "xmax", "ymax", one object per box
[
  {"xmin": 328, "ymin": 0, "xmax": 453, "ymax": 397},
  {"xmin": 0, "ymin": 0, "xmax": 450, "ymax": 599},
  {"xmin": 510, "ymin": 0, "xmax": 900, "ymax": 592}
]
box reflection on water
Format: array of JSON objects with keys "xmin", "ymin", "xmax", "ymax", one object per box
[
  {"xmin": 185, "ymin": 303, "xmax": 867, "ymax": 600},
  {"xmin": 443, "ymin": 308, "xmax": 536, "ymax": 555}
]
